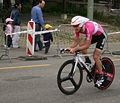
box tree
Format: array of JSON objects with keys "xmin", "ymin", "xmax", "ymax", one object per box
[
  {"xmin": 3, "ymin": 0, "xmax": 11, "ymax": 9},
  {"xmin": 63, "ymin": 0, "xmax": 66, "ymax": 14},
  {"xmin": 32, "ymin": 0, "xmax": 37, "ymax": 6},
  {"xmin": 1, "ymin": 0, "xmax": 12, "ymax": 22}
]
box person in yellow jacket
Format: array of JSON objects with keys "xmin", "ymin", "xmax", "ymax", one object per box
[{"xmin": 42, "ymin": 24, "xmax": 53, "ymax": 54}]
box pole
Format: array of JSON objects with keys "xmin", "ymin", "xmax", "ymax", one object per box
[
  {"xmin": 61, "ymin": 0, "xmax": 67, "ymax": 20},
  {"xmin": 87, "ymin": 0, "xmax": 94, "ymax": 20},
  {"xmin": 0, "ymin": 0, "xmax": 3, "ymax": 3}
]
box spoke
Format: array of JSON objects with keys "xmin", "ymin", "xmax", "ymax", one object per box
[
  {"xmin": 70, "ymin": 78, "xmax": 77, "ymax": 89},
  {"xmin": 60, "ymin": 76, "xmax": 70, "ymax": 82}
]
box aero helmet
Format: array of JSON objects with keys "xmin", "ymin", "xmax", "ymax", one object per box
[{"xmin": 71, "ymin": 16, "xmax": 89, "ymax": 27}]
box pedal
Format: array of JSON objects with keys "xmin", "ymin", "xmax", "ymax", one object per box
[{"xmin": 86, "ymin": 74, "xmax": 93, "ymax": 83}]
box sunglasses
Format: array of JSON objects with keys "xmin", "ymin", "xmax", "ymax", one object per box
[{"xmin": 72, "ymin": 24, "xmax": 80, "ymax": 27}]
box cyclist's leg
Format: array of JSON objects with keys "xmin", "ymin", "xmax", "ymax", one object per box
[
  {"xmin": 93, "ymin": 34, "xmax": 107, "ymax": 87},
  {"xmin": 93, "ymin": 48, "xmax": 104, "ymax": 87},
  {"xmin": 93, "ymin": 33, "xmax": 107, "ymax": 74},
  {"xmin": 93, "ymin": 48, "xmax": 102, "ymax": 74},
  {"xmin": 92, "ymin": 32, "xmax": 107, "ymax": 73}
]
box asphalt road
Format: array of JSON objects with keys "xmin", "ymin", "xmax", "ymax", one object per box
[{"xmin": 0, "ymin": 55, "xmax": 120, "ymax": 103}]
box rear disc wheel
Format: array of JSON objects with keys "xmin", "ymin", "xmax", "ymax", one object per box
[{"xmin": 94, "ymin": 57, "xmax": 115, "ymax": 90}]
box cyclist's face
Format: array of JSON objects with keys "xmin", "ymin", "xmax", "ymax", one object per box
[{"xmin": 74, "ymin": 26, "xmax": 81, "ymax": 32}]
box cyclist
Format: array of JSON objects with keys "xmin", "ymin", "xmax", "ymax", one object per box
[{"xmin": 66, "ymin": 16, "xmax": 107, "ymax": 87}]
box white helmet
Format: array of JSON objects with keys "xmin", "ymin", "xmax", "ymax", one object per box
[{"xmin": 71, "ymin": 16, "xmax": 89, "ymax": 27}]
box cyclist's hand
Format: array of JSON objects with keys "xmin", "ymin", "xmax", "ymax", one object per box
[
  {"xmin": 70, "ymin": 48, "xmax": 78, "ymax": 54},
  {"xmin": 64, "ymin": 48, "xmax": 71, "ymax": 53},
  {"xmin": 70, "ymin": 48, "xmax": 75, "ymax": 54}
]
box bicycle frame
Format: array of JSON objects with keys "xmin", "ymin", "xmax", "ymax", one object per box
[{"xmin": 73, "ymin": 53, "xmax": 93, "ymax": 76}]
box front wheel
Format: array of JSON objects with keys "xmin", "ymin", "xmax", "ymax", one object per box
[
  {"xmin": 94, "ymin": 57, "xmax": 115, "ymax": 90},
  {"xmin": 57, "ymin": 59, "xmax": 83, "ymax": 95}
]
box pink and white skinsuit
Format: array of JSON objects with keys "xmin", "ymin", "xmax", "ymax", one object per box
[{"xmin": 75, "ymin": 21, "xmax": 107, "ymax": 50}]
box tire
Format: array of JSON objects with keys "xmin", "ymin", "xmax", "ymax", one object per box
[
  {"xmin": 57, "ymin": 59, "xmax": 83, "ymax": 95},
  {"xmin": 94, "ymin": 57, "xmax": 115, "ymax": 90}
]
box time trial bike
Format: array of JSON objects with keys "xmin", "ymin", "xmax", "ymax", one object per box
[{"xmin": 57, "ymin": 49, "xmax": 115, "ymax": 95}]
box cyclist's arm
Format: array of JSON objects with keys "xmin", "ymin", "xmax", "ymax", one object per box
[
  {"xmin": 69, "ymin": 37, "xmax": 79, "ymax": 48},
  {"xmin": 71, "ymin": 39, "xmax": 91, "ymax": 52},
  {"xmin": 78, "ymin": 39, "xmax": 91, "ymax": 50}
]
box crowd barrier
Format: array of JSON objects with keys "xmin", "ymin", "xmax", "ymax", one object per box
[
  {"xmin": 0, "ymin": 22, "xmax": 120, "ymax": 60},
  {"xmin": 0, "ymin": 20, "xmax": 59, "ymax": 61},
  {"xmin": 26, "ymin": 20, "xmax": 59, "ymax": 56}
]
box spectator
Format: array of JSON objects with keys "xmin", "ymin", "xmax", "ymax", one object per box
[
  {"xmin": 43, "ymin": 24, "xmax": 53, "ymax": 54},
  {"xmin": 3, "ymin": 18, "xmax": 13, "ymax": 49},
  {"xmin": 10, "ymin": 3, "xmax": 22, "ymax": 48},
  {"xmin": 31, "ymin": 0, "xmax": 45, "ymax": 52}
]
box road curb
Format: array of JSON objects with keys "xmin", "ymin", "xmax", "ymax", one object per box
[{"xmin": 18, "ymin": 55, "xmax": 47, "ymax": 61}]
